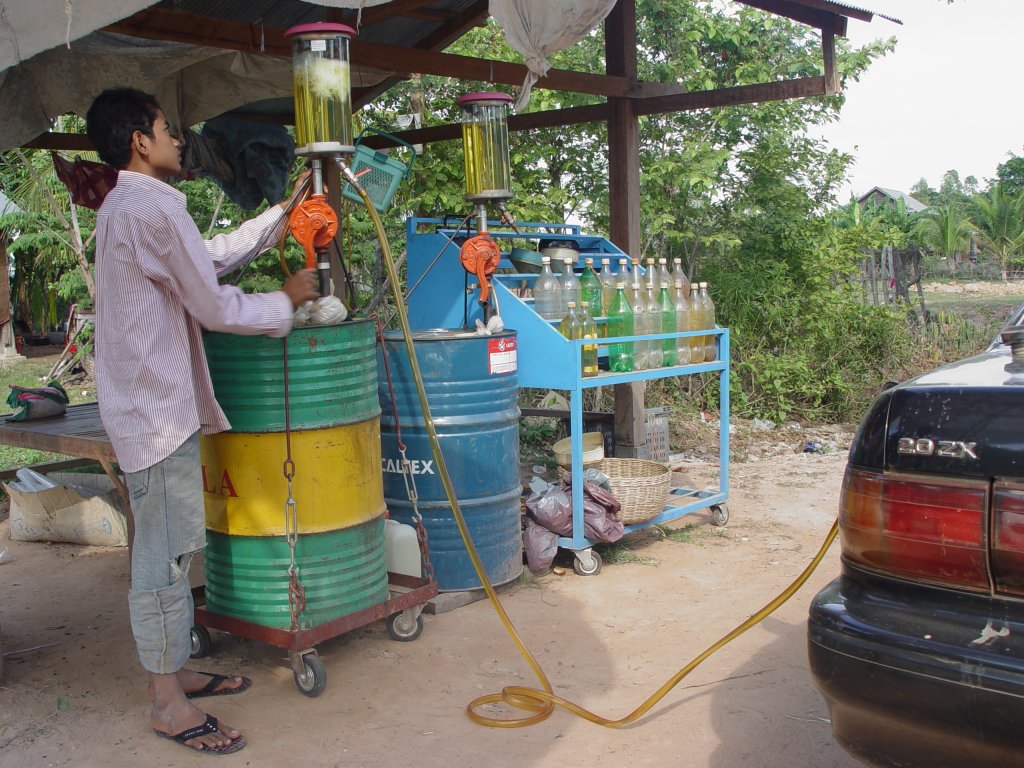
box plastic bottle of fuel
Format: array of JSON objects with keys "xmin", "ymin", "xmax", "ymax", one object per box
[
  {"xmin": 688, "ymin": 282, "xmax": 704, "ymax": 363},
  {"xmin": 658, "ymin": 258, "xmax": 673, "ymax": 296},
  {"xmin": 560, "ymin": 300, "xmax": 581, "ymax": 341},
  {"xmin": 599, "ymin": 258, "xmax": 617, "ymax": 316},
  {"xmin": 659, "ymin": 284, "xmax": 677, "ymax": 366},
  {"xmin": 560, "ymin": 257, "xmax": 581, "ymax": 315},
  {"xmin": 616, "ymin": 257, "xmax": 631, "ymax": 292},
  {"xmin": 629, "ymin": 259, "xmax": 649, "ymax": 369},
  {"xmin": 643, "ymin": 259, "xmax": 663, "ymax": 368},
  {"xmin": 533, "ymin": 256, "xmax": 562, "ymax": 320},
  {"xmin": 672, "ymin": 258, "xmax": 689, "ymax": 293},
  {"xmin": 606, "ymin": 286, "xmax": 634, "ymax": 372},
  {"xmin": 579, "ymin": 302, "xmax": 599, "ymax": 377},
  {"xmin": 579, "ymin": 258, "xmax": 602, "ymax": 319},
  {"xmin": 700, "ymin": 281, "xmax": 717, "ymax": 362},
  {"xmin": 674, "ymin": 279, "xmax": 692, "ymax": 365}
]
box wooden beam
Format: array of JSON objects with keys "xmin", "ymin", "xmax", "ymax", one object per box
[
  {"xmin": 822, "ymin": 29, "xmax": 839, "ymax": 95},
  {"xmin": 23, "ymin": 133, "xmax": 93, "ymax": 151},
  {"xmin": 357, "ymin": 103, "xmax": 610, "ymax": 148},
  {"xmin": 735, "ymin": 0, "xmax": 847, "ymax": 36},
  {"xmin": 632, "ymin": 75, "xmax": 827, "ymax": 116},
  {"xmin": 104, "ymin": 7, "xmax": 686, "ymax": 101}
]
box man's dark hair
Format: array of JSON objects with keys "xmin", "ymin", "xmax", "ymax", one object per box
[{"xmin": 86, "ymin": 88, "xmax": 162, "ymax": 169}]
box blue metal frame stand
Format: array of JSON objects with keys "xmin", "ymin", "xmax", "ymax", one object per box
[{"xmin": 405, "ymin": 218, "xmax": 730, "ymax": 571}]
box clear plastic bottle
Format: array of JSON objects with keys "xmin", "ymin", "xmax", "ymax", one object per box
[
  {"xmin": 688, "ymin": 282, "xmax": 704, "ymax": 363},
  {"xmin": 671, "ymin": 258, "xmax": 689, "ymax": 292},
  {"xmin": 616, "ymin": 257, "xmax": 631, "ymax": 291},
  {"xmin": 658, "ymin": 285, "xmax": 676, "ymax": 366},
  {"xmin": 645, "ymin": 282, "xmax": 663, "ymax": 368},
  {"xmin": 560, "ymin": 257, "xmax": 581, "ymax": 314},
  {"xmin": 533, "ymin": 256, "xmax": 562, "ymax": 320},
  {"xmin": 579, "ymin": 258, "xmax": 602, "ymax": 319},
  {"xmin": 673, "ymin": 279, "xmax": 691, "ymax": 365},
  {"xmin": 606, "ymin": 286, "xmax": 634, "ymax": 372},
  {"xmin": 560, "ymin": 300, "xmax": 581, "ymax": 341},
  {"xmin": 629, "ymin": 259, "xmax": 649, "ymax": 370},
  {"xmin": 700, "ymin": 281, "xmax": 717, "ymax": 362},
  {"xmin": 579, "ymin": 302, "xmax": 599, "ymax": 377},
  {"xmin": 658, "ymin": 258, "xmax": 673, "ymax": 294},
  {"xmin": 599, "ymin": 258, "xmax": 617, "ymax": 317}
]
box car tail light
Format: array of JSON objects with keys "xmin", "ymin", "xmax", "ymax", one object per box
[
  {"xmin": 839, "ymin": 466, "xmax": 990, "ymax": 590},
  {"xmin": 993, "ymin": 482, "xmax": 1024, "ymax": 596}
]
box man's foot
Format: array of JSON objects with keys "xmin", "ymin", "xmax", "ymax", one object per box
[
  {"xmin": 151, "ymin": 699, "xmax": 243, "ymax": 754},
  {"xmin": 154, "ymin": 711, "xmax": 245, "ymax": 755},
  {"xmin": 147, "ymin": 669, "xmax": 250, "ymax": 701}
]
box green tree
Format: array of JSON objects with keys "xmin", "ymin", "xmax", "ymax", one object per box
[
  {"xmin": 994, "ymin": 149, "xmax": 1024, "ymax": 198},
  {"xmin": 915, "ymin": 203, "xmax": 972, "ymax": 273},
  {"xmin": 971, "ymin": 183, "xmax": 1024, "ymax": 281}
]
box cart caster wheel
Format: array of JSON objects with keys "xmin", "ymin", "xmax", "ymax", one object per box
[
  {"xmin": 189, "ymin": 625, "xmax": 212, "ymax": 659},
  {"xmin": 573, "ymin": 550, "xmax": 603, "ymax": 576},
  {"xmin": 293, "ymin": 653, "xmax": 327, "ymax": 697},
  {"xmin": 387, "ymin": 611, "xmax": 424, "ymax": 642},
  {"xmin": 711, "ymin": 504, "xmax": 729, "ymax": 527}
]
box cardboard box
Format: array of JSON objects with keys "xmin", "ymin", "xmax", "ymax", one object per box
[{"xmin": 5, "ymin": 470, "xmax": 128, "ymax": 547}]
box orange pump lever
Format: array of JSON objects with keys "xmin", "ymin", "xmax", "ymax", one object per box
[
  {"xmin": 288, "ymin": 194, "xmax": 338, "ymax": 268},
  {"xmin": 459, "ymin": 233, "xmax": 502, "ymax": 306}
]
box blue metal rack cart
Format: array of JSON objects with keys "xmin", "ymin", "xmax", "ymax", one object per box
[{"xmin": 405, "ymin": 217, "xmax": 730, "ymax": 576}]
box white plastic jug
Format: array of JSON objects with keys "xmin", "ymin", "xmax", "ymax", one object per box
[{"xmin": 384, "ymin": 519, "xmax": 422, "ymax": 578}]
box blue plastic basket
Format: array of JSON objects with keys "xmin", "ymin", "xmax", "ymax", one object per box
[{"xmin": 341, "ymin": 127, "xmax": 416, "ymax": 213}]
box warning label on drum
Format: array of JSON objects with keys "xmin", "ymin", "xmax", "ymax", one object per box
[{"xmin": 488, "ymin": 337, "xmax": 517, "ymax": 374}]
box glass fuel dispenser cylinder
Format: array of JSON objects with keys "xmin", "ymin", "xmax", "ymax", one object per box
[
  {"xmin": 456, "ymin": 92, "xmax": 513, "ymax": 202},
  {"xmin": 285, "ymin": 22, "xmax": 355, "ymax": 155}
]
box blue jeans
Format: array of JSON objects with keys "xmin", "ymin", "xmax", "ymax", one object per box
[{"xmin": 126, "ymin": 432, "xmax": 205, "ymax": 674}]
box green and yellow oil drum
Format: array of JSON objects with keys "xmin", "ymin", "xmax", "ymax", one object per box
[{"xmin": 200, "ymin": 320, "xmax": 388, "ymax": 630}]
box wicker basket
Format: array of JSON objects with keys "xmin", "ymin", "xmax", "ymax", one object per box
[{"xmin": 598, "ymin": 458, "xmax": 671, "ymax": 524}]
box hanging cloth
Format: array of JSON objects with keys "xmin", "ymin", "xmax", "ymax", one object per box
[{"xmin": 489, "ymin": 0, "xmax": 617, "ymax": 111}]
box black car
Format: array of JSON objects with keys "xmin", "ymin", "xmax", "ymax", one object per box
[{"xmin": 808, "ymin": 301, "xmax": 1024, "ymax": 768}]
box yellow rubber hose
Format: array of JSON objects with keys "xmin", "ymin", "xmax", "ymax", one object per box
[{"xmin": 347, "ymin": 166, "xmax": 839, "ymax": 728}]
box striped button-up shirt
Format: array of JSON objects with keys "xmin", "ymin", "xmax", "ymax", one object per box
[{"xmin": 95, "ymin": 171, "xmax": 292, "ymax": 473}]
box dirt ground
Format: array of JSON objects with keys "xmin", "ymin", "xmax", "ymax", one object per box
[{"xmin": 0, "ymin": 444, "xmax": 862, "ymax": 768}]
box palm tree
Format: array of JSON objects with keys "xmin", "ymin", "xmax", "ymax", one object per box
[
  {"xmin": 914, "ymin": 203, "xmax": 972, "ymax": 274},
  {"xmin": 971, "ymin": 183, "xmax": 1024, "ymax": 281}
]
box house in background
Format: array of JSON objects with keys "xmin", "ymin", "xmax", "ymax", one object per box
[{"xmin": 857, "ymin": 186, "xmax": 928, "ymax": 213}]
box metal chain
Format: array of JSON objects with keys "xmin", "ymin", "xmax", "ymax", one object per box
[
  {"xmin": 282, "ymin": 337, "xmax": 306, "ymax": 630},
  {"xmin": 375, "ymin": 314, "xmax": 435, "ymax": 584}
]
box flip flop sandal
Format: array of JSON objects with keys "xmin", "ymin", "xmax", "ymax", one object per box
[
  {"xmin": 186, "ymin": 672, "xmax": 253, "ymax": 699},
  {"xmin": 155, "ymin": 713, "xmax": 246, "ymax": 755}
]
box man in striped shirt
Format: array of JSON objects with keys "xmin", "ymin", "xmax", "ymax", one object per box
[{"xmin": 86, "ymin": 88, "xmax": 319, "ymax": 755}]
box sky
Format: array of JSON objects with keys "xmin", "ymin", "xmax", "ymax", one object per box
[{"xmin": 818, "ymin": 0, "xmax": 1024, "ymax": 199}]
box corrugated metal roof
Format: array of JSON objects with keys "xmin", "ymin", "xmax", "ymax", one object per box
[{"xmin": 810, "ymin": 1, "xmax": 901, "ymax": 25}]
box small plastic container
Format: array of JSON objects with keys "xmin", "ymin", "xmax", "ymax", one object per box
[
  {"xmin": 385, "ymin": 518, "xmax": 421, "ymax": 578},
  {"xmin": 552, "ymin": 432, "xmax": 605, "ymax": 469}
]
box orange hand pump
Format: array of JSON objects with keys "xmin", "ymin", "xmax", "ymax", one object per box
[
  {"xmin": 288, "ymin": 192, "xmax": 338, "ymax": 274},
  {"xmin": 459, "ymin": 232, "xmax": 502, "ymax": 319}
]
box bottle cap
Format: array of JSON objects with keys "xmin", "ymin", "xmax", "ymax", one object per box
[
  {"xmin": 602, "ymin": 258, "xmax": 610, "ymax": 264},
  {"xmin": 659, "ymin": 258, "xmax": 667, "ymax": 264},
  {"xmin": 699, "ymin": 281, "xmax": 708, "ymax": 288},
  {"xmin": 585, "ymin": 258, "xmax": 593, "ymax": 265},
  {"xmin": 675, "ymin": 280, "xmax": 683, "ymax": 288},
  {"xmin": 581, "ymin": 301, "xmax": 589, "ymax": 307},
  {"xmin": 691, "ymin": 282, "xmax": 699, "ymax": 289},
  {"xmin": 619, "ymin": 257, "xmax": 628, "ymax": 263},
  {"xmin": 541, "ymin": 256, "xmax": 550, "ymax": 263},
  {"xmin": 567, "ymin": 301, "xmax": 576, "ymax": 307}
]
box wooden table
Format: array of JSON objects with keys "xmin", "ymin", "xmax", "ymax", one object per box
[{"xmin": 0, "ymin": 401, "xmax": 130, "ymax": 520}]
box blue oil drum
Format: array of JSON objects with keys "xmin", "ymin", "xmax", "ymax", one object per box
[{"xmin": 378, "ymin": 329, "xmax": 522, "ymax": 591}]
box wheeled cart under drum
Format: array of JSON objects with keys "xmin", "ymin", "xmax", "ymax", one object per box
[{"xmin": 189, "ymin": 572, "xmax": 437, "ymax": 697}]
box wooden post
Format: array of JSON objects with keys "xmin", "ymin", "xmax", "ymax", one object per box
[{"xmin": 606, "ymin": 0, "xmax": 648, "ymax": 459}]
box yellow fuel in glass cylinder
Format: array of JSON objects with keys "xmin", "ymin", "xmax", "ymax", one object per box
[
  {"xmin": 285, "ymin": 22, "xmax": 354, "ymax": 154},
  {"xmin": 456, "ymin": 92, "xmax": 513, "ymax": 202}
]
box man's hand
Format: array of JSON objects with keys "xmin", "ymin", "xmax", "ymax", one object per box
[
  {"xmin": 283, "ymin": 268, "xmax": 319, "ymax": 308},
  {"xmin": 279, "ymin": 169, "xmax": 313, "ymax": 211}
]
